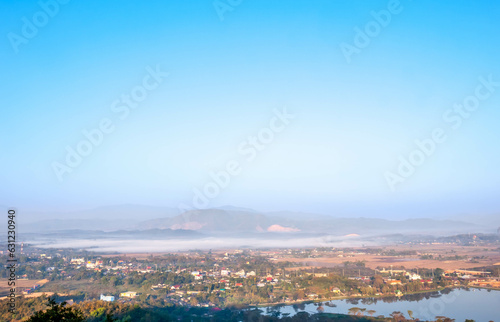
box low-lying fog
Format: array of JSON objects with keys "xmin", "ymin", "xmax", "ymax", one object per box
[{"xmin": 27, "ymin": 235, "xmax": 374, "ymax": 252}]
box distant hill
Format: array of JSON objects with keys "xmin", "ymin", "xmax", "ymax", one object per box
[
  {"xmin": 25, "ymin": 204, "xmax": 180, "ymax": 221},
  {"xmin": 10, "ymin": 204, "xmax": 491, "ymax": 236},
  {"xmin": 38, "ymin": 228, "xmax": 205, "ymax": 239},
  {"xmin": 18, "ymin": 204, "xmax": 181, "ymax": 232},
  {"xmin": 135, "ymin": 208, "xmax": 480, "ymax": 236},
  {"xmin": 214, "ymin": 205, "xmax": 259, "ymax": 213},
  {"xmin": 446, "ymin": 213, "xmax": 500, "ymax": 228},
  {"xmin": 137, "ymin": 209, "xmax": 277, "ymax": 232},
  {"xmin": 12, "ymin": 205, "xmax": 495, "ymax": 252},
  {"xmin": 266, "ymin": 210, "xmax": 334, "ymax": 221}
]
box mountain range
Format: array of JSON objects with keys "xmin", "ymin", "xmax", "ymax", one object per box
[{"xmin": 10, "ymin": 204, "xmax": 499, "ymax": 236}]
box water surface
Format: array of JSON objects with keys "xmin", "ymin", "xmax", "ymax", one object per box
[{"xmin": 264, "ymin": 288, "xmax": 499, "ymax": 321}]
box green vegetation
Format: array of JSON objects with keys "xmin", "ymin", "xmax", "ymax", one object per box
[
  {"xmin": 2, "ymin": 295, "xmax": 387, "ymax": 321},
  {"xmin": 26, "ymin": 297, "xmax": 85, "ymax": 322}
]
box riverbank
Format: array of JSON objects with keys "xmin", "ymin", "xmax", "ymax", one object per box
[
  {"xmin": 468, "ymin": 285, "xmax": 500, "ymax": 291},
  {"xmin": 245, "ymin": 286, "xmax": 456, "ymax": 309}
]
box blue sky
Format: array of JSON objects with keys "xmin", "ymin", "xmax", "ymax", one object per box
[{"xmin": 1, "ymin": 0, "xmax": 500, "ymax": 218}]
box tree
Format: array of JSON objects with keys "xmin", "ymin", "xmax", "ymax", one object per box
[
  {"xmin": 407, "ymin": 309, "xmax": 414, "ymax": 320},
  {"xmin": 390, "ymin": 311, "xmax": 404, "ymax": 322},
  {"xmin": 373, "ymin": 275, "xmax": 384, "ymax": 289},
  {"xmin": 27, "ymin": 297, "xmax": 85, "ymax": 322},
  {"xmin": 348, "ymin": 307, "xmax": 360, "ymax": 315},
  {"xmin": 105, "ymin": 313, "xmax": 117, "ymax": 322},
  {"xmin": 367, "ymin": 309, "xmax": 376, "ymax": 317}
]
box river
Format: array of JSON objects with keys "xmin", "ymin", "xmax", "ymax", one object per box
[{"xmin": 263, "ymin": 288, "xmax": 499, "ymax": 321}]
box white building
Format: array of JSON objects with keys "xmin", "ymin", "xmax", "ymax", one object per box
[
  {"xmin": 100, "ymin": 294, "xmax": 115, "ymax": 302},
  {"xmin": 70, "ymin": 258, "xmax": 85, "ymax": 265},
  {"xmin": 407, "ymin": 273, "xmax": 422, "ymax": 281}
]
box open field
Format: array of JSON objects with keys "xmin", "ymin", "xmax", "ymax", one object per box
[
  {"xmin": 0, "ymin": 278, "xmax": 48, "ymax": 290},
  {"xmin": 277, "ymin": 244, "xmax": 500, "ymax": 270},
  {"xmin": 23, "ymin": 291, "xmax": 69, "ymax": 298},
  {"xmin": 39, "ymin": 279, "xmax": 120, "ymax": 296},
  {"xmin": 97, "ymin": 245, "xmax": 500, "ymax": 271},
  {"xmin": 0, "ymin": 279, "xmax": 49, "ymax": 298}
]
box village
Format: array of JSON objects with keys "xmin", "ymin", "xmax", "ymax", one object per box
[{"xmin": 1, "ymin": 240, "xmax": 499, "ymax": 309}]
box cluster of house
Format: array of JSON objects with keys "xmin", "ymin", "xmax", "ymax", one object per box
[
  {"xmin": 154, "ymin": 269, "xmax": 283, "ymax": 299},
  {"xmin": 69, "ymin": 258, "xmax": 85, "ymax": 265},
  {"xmin": 444, "ymin": 269, "xmax": 491, "ymax": 278},
  {"xmin": 347, "ymin": 269, "xmax": 437, "ymax": 287},
  {"xmin": 468, "ymin": 278, "xmax": 500, "ymax": 288},
  {"xmin": 443, "ymin": 269, "xmax": 498, "ymax": 287},
  {"xmin": 383, "ymin": 273, "xmax": 433, "ymax": 285},
  {"xmin": 68, "ymin": 258, "xmax": 154, "ymax": 274},
  {"xmin": 157, "ymin": 268, "xmax": 260, "ymax": 284}
]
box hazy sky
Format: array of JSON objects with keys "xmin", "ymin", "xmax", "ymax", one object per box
[{"xmin": 1, "ymin": 1, "xmax": 500, "ymax": 218}]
